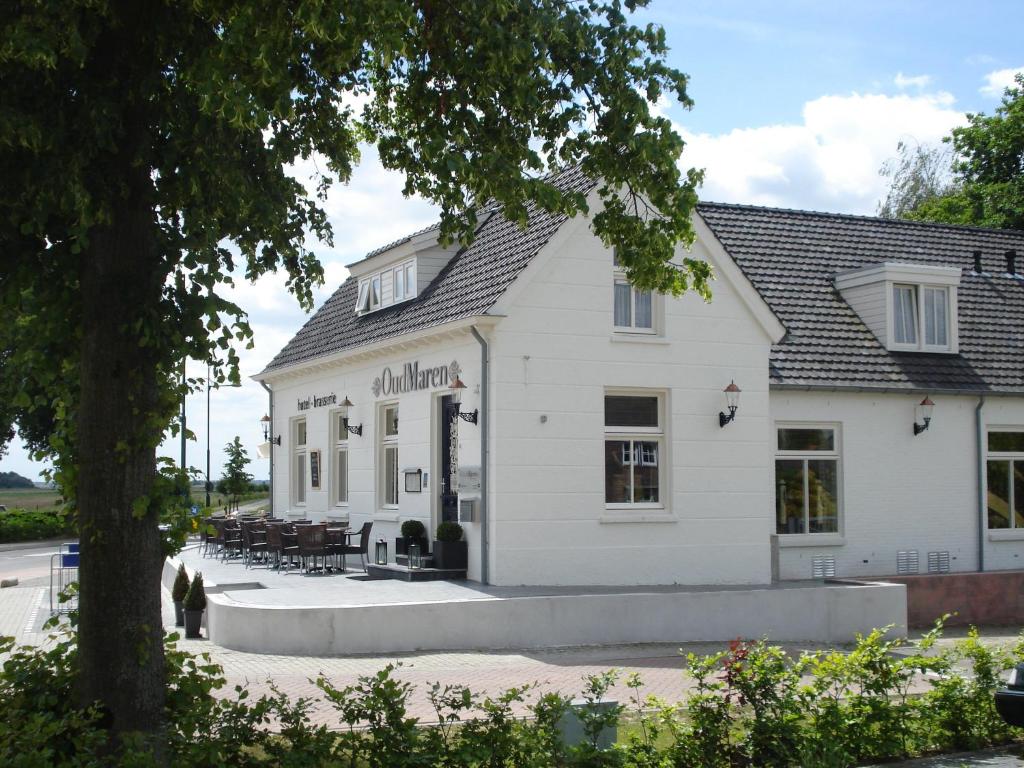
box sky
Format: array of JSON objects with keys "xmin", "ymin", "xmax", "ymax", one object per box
[{"xmin": 3, "ymin": 1, "xmax": 1023, "ymax": 484}]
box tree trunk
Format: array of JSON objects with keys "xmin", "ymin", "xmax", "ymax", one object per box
[{"xmin": 76, "ymin": 164, "xmax": 166, "ymax": 752}]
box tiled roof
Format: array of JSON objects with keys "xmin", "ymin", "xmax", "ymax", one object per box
[
  {"xmin": 261, "ymin": 165, "xmax": 595, "ymax": 373},
  {"xmin": 698, "ymin": 203, "xmax": 1024, "ymax": 394}
]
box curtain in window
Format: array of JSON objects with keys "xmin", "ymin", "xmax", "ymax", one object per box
[
  {"xmin": 893, "ymin": 286, "xmax": 917, "ymax": 344},
  {"xmin": 614, "ymin": 282, "xmax": 631, "ymax": 326},
  {"xmin": 634, "ymin": 290, "xmax": 653, "ymax": 328},
  {"xmin": 924, "ymin": 287, "xmax": 947, "ymax": 346}
]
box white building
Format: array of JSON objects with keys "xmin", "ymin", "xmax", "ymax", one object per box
[{"xmin": 255, "ymin": 167, "xmax": 1024, "ymax": 588}]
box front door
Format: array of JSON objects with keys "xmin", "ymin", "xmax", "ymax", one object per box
[{"xmin": 439, "ymin": 394, "xmax": 459, "ymax": 522}]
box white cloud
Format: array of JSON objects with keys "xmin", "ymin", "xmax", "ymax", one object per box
[
  {"xmin": 680, "ymin": 90, "xmax": 964, "ymax": 214},
  {"xmin": 893, "ymin": 72, "xmax": 931, "ymax": 90},
  {"xmin": 980, "ymin": 66, "xmax": 1024, "ymax": 98}
]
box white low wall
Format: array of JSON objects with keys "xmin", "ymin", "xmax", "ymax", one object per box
[{"xmin": 206, "ymin": 580, "xmax": 906, "ymax": 656}]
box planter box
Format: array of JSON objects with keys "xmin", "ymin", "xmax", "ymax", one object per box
[
  {"xmin": 395, "ymin": 536, "xmax": 429, "ymax": 557},
  {"xmin": 432, "ymin": 540, "xmax": 467, "ymax": 571},
  {"xmin": 184, "ymin": 609, "xmax": 204, "ymax": 639},
  {"xmin": 174, "ymin": 600, "xmax": 184, "ymax": 627}
]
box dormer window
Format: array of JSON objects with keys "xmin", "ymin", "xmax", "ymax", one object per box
[
  {"xmin": 354, "ymin": 259, "xmax": 414, "ymax": 315},
  {"xmin": 893, "ymin": 284, "xmax": 949, "ymax": 350},
  {"xmin": 834, "ymin": 262, "xmax": 960, "ymax": 355}
]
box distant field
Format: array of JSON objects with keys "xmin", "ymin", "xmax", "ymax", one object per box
[{"xmin": 0, "ymin": 488, "xmax": 64, "ymax": 511}]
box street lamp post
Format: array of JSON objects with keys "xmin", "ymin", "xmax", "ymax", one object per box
[{"xmin": 206, "ymin": 365, "xmax": 212, "ymax": 508}]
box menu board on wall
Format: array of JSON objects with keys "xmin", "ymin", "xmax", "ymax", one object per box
[{"xmin": 309, "ymin": 450, "xmax": 321, "ymax": 490}]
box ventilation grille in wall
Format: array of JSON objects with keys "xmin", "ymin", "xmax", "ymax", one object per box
[
  {"xmin": 897, "ymin": 550, "xmax": 920, "ymax": 575},
  {"xmin": 927, "ymin": 551, "xmax": 951, "ymax": 573},
  {"xmin": 812, "ymin": 555, "xmax": 836, "ymax": 579}
]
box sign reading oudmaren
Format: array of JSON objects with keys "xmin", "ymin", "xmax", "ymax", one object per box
[{"xmin": 372, "ymin": 360, "xmax": 461, "ymax": 397}]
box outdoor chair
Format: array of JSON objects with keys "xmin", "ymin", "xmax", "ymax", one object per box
[
  {"xmin": 241, "ymin": 521, "xmax": 268, "ymax": 568},
  {"xmin": 295, "ymin": 523, "xmax": 329, "ymax": 574},
  {"xmin": 266, "ymin": 523, "xmax": 299, "ymax": 571},
  {"xmin": 221, "ymin": 521, "xmax": 243, "ymax": 562},
  {"xmin": 206, "ymin": 518, "xmax": 228, "ymax": 558},
  {"xmin": 199, "ymin": 517, "xmax": 214, "ymax": 557},
  {"xmin": 335, "ymin": 521, "xmax": 373, "ymax": 573}
]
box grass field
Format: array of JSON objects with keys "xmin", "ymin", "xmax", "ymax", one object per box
[{"xmin": 0, "ymin": 487, "xmax": 63, "ymax": 511}]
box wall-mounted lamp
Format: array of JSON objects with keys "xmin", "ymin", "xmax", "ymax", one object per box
[
  {"xmin": 719, "ymin": 381, "xmax": 741, "ymax": 428},
  {"xmin": 449, "ymin": 377, "xmax": 479, "ymax": 424},
  {"xmin": 260, "ymin": 414, "xmax": 281, "ymax": 445},
  {"xmin": 339, "ymin": 396, "xmax": 363, "ymax": 436},
  {"xmin": 913, "ymin": 396, "xmax": 935, "ymax": 436}
]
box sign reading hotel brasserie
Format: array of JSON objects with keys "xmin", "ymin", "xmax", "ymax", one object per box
[
  {"xmin": 373, "ymin": 360, "xmax": 461, "ymax": 397},
  {"xmin": 297, "ymin": 393, "xmax": 337, "ymax": 411}
]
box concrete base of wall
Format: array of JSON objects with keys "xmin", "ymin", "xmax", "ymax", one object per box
[
  {"xmin": 884, "ymin": 570, "xmax": 1024, "ymax": 627},
  {"xmin": 200, "ymin": 577, "xmax": 907, "ymax": 656}
]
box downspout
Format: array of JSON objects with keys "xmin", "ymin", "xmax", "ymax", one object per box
[
  {"xmin": 470, "ymin": 325, "xmax": 490, "ymax": 585},
  {"xmin": 260, "ymin": 381, "xmax": 274, "ymax": 518},
  {"xmin": 976, "ymin": 396, "xmax": 986, "ymax": 572}
]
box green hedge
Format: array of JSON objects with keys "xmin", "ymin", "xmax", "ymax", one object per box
[
  {"xmin": 0, "ymin": 508, "xmax": 75, "ymax": 543},
  {"xmin": 0, "ymin": 620, "xmax": 1022, "ymax": 766}
]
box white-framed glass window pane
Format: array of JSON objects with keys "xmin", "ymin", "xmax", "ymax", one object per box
[
  {"xmin": 405, "ymin": 263, "xmax": 416, "ymax": 297},
  {"xmin": 394, "ymin": 266, "xmax": 406, "ymax": 300},
  {"xmin": 990, "ymin": 432, "xmax": 1024, "ymax": 452},
  {"xmin": 775, "ymin": 459, "xmax": 805, "ymax": 534},
  {"xmin": 893, "ymin": 284, "xmax": 918, "ymax": 345},
  {"xmin": 295, "ymin": 419, "xmax": 306, "ymax": 447},
  {"xmin": 356, "ymin": 280, "xmax": 370, "ymax": 312},
  {"xmin": 807, "ymin": 459, "xmax": 838, "ymax": 533},
  {"xmin": 633, "ymin": 441, "xmax": 659, "ymax": 502},
  {"xmin": 336, "ymin": 412, "xmax": 349, "ymax": 443},
  {"xmin": 988, "ymin": 460, "xmax": 1011, "ymax": 529},
  {"xmin": 384, "ymin": 445, "xmax": 398, "ymax": 505},
  {"xmin": 370, "ymin": 275, "xmax": 381, "ymax": 308},
  {"xmin": 605, "ymin": 439, "xmax": 632, "ymax": 503},
  {"xmin": 384, "ymin": 405, "xmax": 399, "ymax": 436},
  {"xmin": 634, "ymin": 290, "xmax": 653, "ymax": 328},
  {"xmin": 605, "ymin": 395, "xmax": 659, "ymax": 429},
  {"xmin": 614, "ymin": 281, "xmax": 632, "ymax": 327},
  {"xmin": 294, "ymin": 452, "xmax": 306, "ymax": 504},
  {"xmin": 336, "ymin": 449, "xmax": 348, "ymax": 504},
  {"xmin": 923, "ymin": 287, "xmax": 948, "ymax": 347}
]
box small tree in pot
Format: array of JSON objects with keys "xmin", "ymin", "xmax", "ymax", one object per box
[
  {"xmin": 183, "ymin": 571, "xmax": 207, "ymax": 639},
  {"xmin": 433, "ymin": 521, "xmax": 467, "ymax": 571},
  {"xmin": 396, "ymin": 519, "xmax": 428, "ymax": 557},
  {"xmin": 171, "ymin": 563, "xmax": 190, "ymax": 627}
]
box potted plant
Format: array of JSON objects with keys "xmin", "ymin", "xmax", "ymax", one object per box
[
  {"xmin": 171, "ymin": 563, "xmax": 189, "ymax": 627},
  {"xmin": 396, "ymin": 519, "xmax": 428, "ymax": 557},
  {"xmin": 183, "ymin": 571, "xmax": 207, "ymax": 639},
  {"xmin": 433, "ymin": 521, "xmax": 467, "ymax": 570}
]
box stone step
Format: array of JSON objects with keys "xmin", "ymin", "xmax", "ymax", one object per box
[{"xmin": 366, "ymin": 563, "xmax": 467, "ymax": 582}]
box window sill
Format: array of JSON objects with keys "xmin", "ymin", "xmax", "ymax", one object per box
[
  {"xmin": 988, "ymin": 529, "xmax": 1024, "ymax": 542},
  {"xmin": 600, "ymin": 512, "xmax": 677, "ymax": 524},
  {"xmin": 375, "ymin": 511, "xmax": 400, "ymax": 523},
  {"xmin": 775, "ymin": 534, "xmax": 846, "ymax": 548},
  {"xmin": 610, "ymin": 334, "xmax": 669, "ymax": 345}
]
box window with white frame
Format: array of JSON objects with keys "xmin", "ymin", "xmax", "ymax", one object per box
[
  {"xmin": 604, "ymin": 393, "xmax": 663, "ymax": 507},
  {"xmin": 331, "ymin": 410, "xmax": 349, "ymax": 506},
  {"xmin": 774, "ymin": 426, "xmax": 840, "ymax": 534},
  {"xmin": 393, "ymin": 260, "xmax": 416, "ymax": 302},
  {"xmin": 987, "ymin": 430, "xmax": 1024, "ymax": 529},
  {"xmin": 612, "ymin": 253, "xmax": 654, "ymax": 332},
  {"xmin": 379, "ymin": 403, "xmax": 399, "ymax": 508},
  {"xmin": 892, "ymin": 284, "xmax": 950, "ymax": 351},
  {"xmin": 291, "ymin": 417, "xmax": 307, "ymax": 506}
]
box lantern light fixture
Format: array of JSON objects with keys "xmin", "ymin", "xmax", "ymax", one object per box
[
  {"xmin": 914, "ymin": 396, "xmax": 935, "ymax": 436},
  {"xmin": 339, "ymin": 396, "xmax": 363, "ymax": 436},
  {"xmin": 719, "ymin": 381, "xmax": 741, "ymax": 428},
  {"xmin": 448, "ymin": 377, "xmax": 479, "ymax": 425},
  {"xmin": 375, "ymin": 538, "xmax": 388, "ymax": 566},
  {"xmin": 260, "ymin": 414, "xmax": 281, "ymax": 445},
  {"xmin": 408, "ymin": 541, "xmax": 423, "ymax": 569}
]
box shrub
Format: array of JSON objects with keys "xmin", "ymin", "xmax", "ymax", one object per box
[
  {"xmin": 0, "ymin": 508, "xmax": 75, "ymax": 543},
  {"xmin": 183, "ymin": 572, "xmax": 206, "ymax": 612},
  {"xmin": 435, "ymin": 521, "xmax": 463, "ymax": 542},
  {"xmin": 171, "ymin": 564, "xmax": 190, "ymax": 603},
  {"xmin": 400, "ymin": 519, "xmax": 426, "ymax": 539}
]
